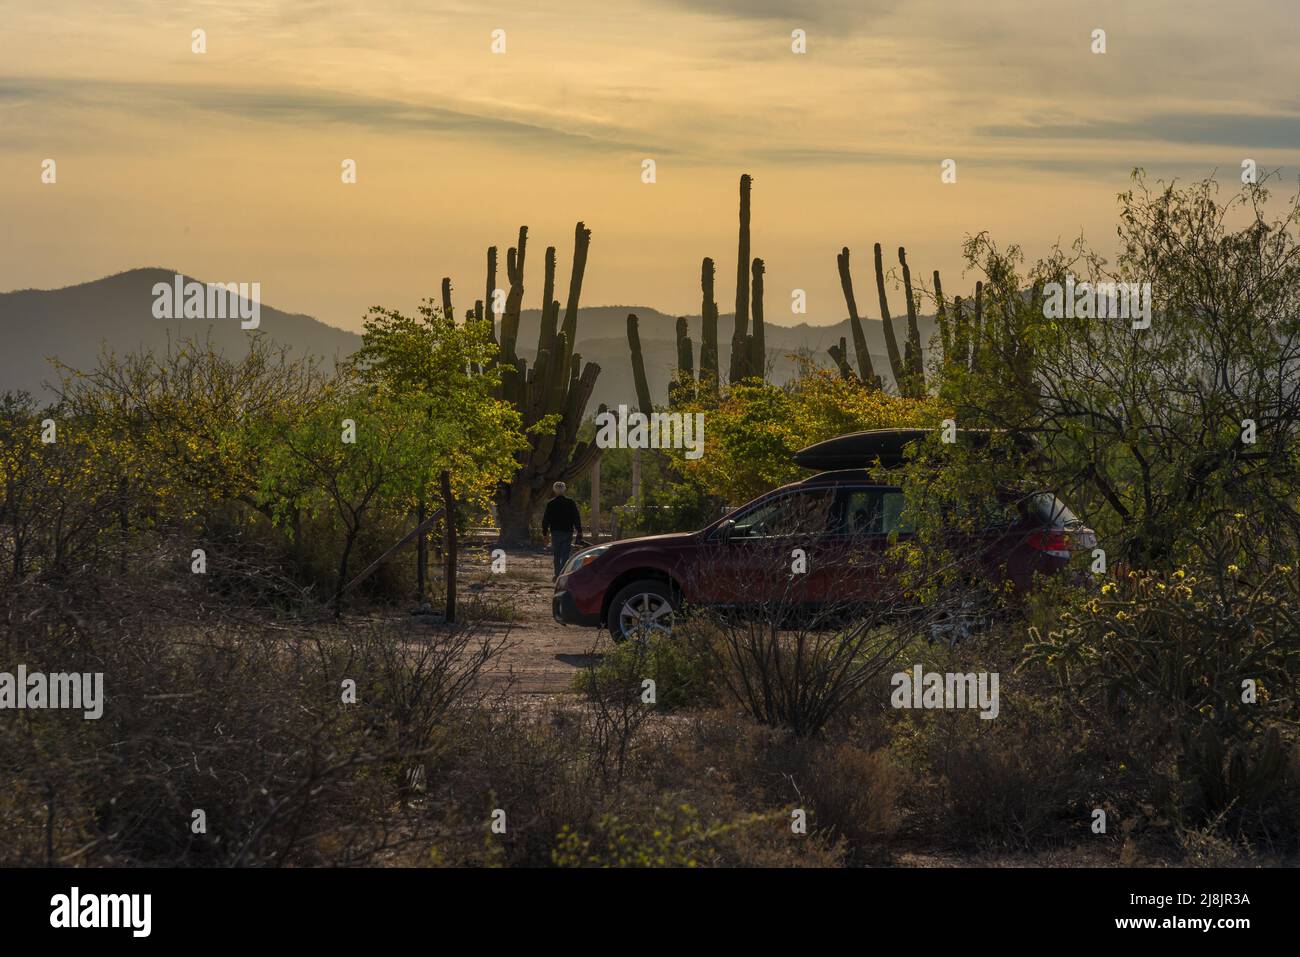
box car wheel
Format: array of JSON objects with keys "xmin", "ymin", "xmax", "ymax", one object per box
[{"xmin": 607, "ymin": 580, "xmax": 677, "ymax": 643}]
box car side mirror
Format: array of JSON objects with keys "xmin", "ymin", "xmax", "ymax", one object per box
[{"xmin": 718, "ymin": 519, "xmax": 735, "ymax": 544}]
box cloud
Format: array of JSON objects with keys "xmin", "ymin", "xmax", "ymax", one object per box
[
  {"xmin": 979, "ymin": 110, "xmax": 1300, "ymax": 151},
  {"xmin": 0, "ymin": 75, "xmax": 671, "ymax": 155},
  {"xmin": 653, "ymin": 0, "xmax": 892, "ymax": 28}
]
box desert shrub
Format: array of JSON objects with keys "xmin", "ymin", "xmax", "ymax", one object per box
[
  {"xmin": 683, "ymin": 533, "xmax": 975, "ymax": 737},
  {"xmin": 1024, "ymin": 559, "xmax": 1300, "ymax": 842},
  {"xmin": 870, "ymin": 625, "xmax": 1101, "ymax": 853},
  {"xmin": 421, "ymin": 699, "xmax": 850, "ymax": 867},
  {"xmin": 0, "ymin": 560, "xmax": 504, "ymax": 866},
  {"xmin": 913, "ymin": 708, "xmax": 1095, "ymax": 851},
  {"xmin": 636, "ymin": 468, "xmax": 718, "ymax": 534},
  {"xmin": 551, "ymin": 804, "xmax": 782, "ymax": 867},
  {"xmin": 573, "ymin": 626, "xmax": 720, "ymax": 712},
  {"xmin": 799, "ymin": 741, "xmax": 909, "ymax": 865},
  {"xmin": 23, "ymin": 334, "xmax": 516, "ymax": 617},
  {"xmin": 422, "ymin": 702, "xmax": 602, "ymax": 866},
  {"xmin": 944, "ymin": 173, "xmax": 1300, "ymax": 569}
]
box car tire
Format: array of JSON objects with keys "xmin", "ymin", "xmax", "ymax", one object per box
[{"xmin": 607, "ymin": 579, "xmax": 678, "ymax": 643}]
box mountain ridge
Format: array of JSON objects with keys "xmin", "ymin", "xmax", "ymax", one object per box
[{"xmin": 1, "ymin": 268, "xmax": 936, "ymax": 407}]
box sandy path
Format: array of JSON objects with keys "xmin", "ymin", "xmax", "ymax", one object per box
[{"xmin": 455, "ymin": 545, "xmax": 612, "ymax": 694}]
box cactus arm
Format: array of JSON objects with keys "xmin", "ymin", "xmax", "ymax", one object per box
[
  {"xmin": 699, "ymin": 257, "xmax": 719, "ymax": 393},
  {"xmin": 899, "ymin": 246, "xmax": 924, "ymax": 388},
  {"xmin": 627, "ymin": 312, "xmax": 654, "ymax": 413},
  {"xmin": 750, "ymin": 257, "xmax": 766, "ymax": 380},
  {"xmin": 837, "ymin": 247, "xmax": 877, "ymax": 387},
  {"xmin": 873, "ymin": 242, "xmax": 906, "ymax": 392}
]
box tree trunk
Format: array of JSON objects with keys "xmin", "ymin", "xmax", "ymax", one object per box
[
  {"xmin": 440, "ymin": 470, "xmax": 456, "ymax": 624},
  {"xmin": 415, "ymin": 496, "xmax": 427, "ymax": 602},
  {"xmin": 495, "ymin": 485, "xmax": 536, "ymax": 547},
  {"xmin": 333, "ymin": 525, "xmax": 358, "ymax": 618}
]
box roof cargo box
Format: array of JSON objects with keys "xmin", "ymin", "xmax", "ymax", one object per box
[{"xmin": 793, "ymin": 428, "xmax": 1032, "ymax": 470}]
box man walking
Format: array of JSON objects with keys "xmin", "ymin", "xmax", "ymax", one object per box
[{"xmin": 542, "ymin": 481, "xmax": 583, "ymax": 578}]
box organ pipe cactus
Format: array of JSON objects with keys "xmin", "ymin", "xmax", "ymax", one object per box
[{"xmin": 833, "ymin": 241, "xmax": 998, "ymax": 395}]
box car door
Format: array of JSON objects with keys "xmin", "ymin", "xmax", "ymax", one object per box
[
  {"xmin": 696, "ymin": 487, "xmax": 837, "ymax": 610},
  {"xmin": 821, "ymin": 485, "xmax": 916, "ymax": 607}
]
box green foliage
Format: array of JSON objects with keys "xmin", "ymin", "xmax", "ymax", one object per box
[
  {"xmin": 888, "ymin": 431, "xmax": 1048, "ymax": 604},
  {"xmin": 18, "ymin": 324, "xmax": 524, "ymax": 612},
  {"xmin": 637, "ymin": 467, "xmax": 717, "ymax": 534},
  {"xmin": 351, "ymin": 299, "xmax": 527, "ymax": 512},
  {"xmin": 946, "ymin": 172, "xmax": 1300, "ymax": 566},
  {"xmin": 677, "ymin": 365, "xmax": 949, "ymax": 505},
  {"xmin": 552, "ymin": 805, "xmax": 778, "ymax": 867},
  {"xmin": 1024, "ymin": 553, "xmax": 1300, "ymax": 827},
  {"xmin": 572, "ymin": 629, "xmax": 719, "ymax": 711},
  {"xmin": 52, "ymin": 335, "xmax": 329, "ymax": 523}
]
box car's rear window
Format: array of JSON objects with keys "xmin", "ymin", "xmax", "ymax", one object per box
[{"xmin": 1027, "ymin": 492, "xmax": 1079, "ymax": 528}]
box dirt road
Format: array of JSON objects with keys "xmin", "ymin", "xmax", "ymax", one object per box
[{"xmin": 456, "ymin": 545, "xmax": 610, "ymax": 694}]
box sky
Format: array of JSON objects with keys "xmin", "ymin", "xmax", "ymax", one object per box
[{"xmin": 2, "ymin": 0, "xmax": 1298, "ymax": 330}]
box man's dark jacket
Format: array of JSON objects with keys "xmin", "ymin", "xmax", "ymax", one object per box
[{"xmin": 542, "ymin": 495, "xmax": 582, "ymax": 537}]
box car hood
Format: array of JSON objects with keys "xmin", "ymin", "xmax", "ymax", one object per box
[{"xmin": 601, "ymin": 531, "xmax": 699, "ymax": 553}]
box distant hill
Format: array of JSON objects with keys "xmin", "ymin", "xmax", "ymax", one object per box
[
  {"xmin": 1, "ymin": 269, "xmax": 936, "ymax": 409},
  {"xmin": 0, "ymin": 269, "xmax": 361, "ymax": 399}
]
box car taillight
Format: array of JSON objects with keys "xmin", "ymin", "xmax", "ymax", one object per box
[{"xmin": 1027, "ymin": 530, "xmax": 1072, "ymax": 558}]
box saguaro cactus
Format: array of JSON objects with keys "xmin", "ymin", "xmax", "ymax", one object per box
[
  {"xmin": 833, "ymin": 240, "xmax": 972, "ymax": 397},
  {"xmin": 484, "ymin": 246, "xmax": 498, "ymax": 351},
  {"xmin": 492, "ymin": 222, "xmax": 602, "ymax": 545},
  {"xmin": 495, "ymin": 226, "xmax": 529, "ymax": 402},
  {"xmin": 934, "ymin": 270, "xmax": 950, "ymax": 360},
  {"xmin": 699, "ymin": 257, "xmax": 720, "ymax": 394},
  {"xmin": 626, "ymin": 310, "xmax": 699, "ymax": 411},
  {"xmin": 730, "ymin": 174, "xmax": 753, "ymax": 382},
  {"xmin": 636, "ymin": 173, "xmax": 764, "ymax": 405}
]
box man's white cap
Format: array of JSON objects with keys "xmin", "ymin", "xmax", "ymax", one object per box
[{"xmin": 553, "ymin": 481, "xmax": 566, "ymax": 494}]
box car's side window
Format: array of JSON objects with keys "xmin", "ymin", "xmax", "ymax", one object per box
[
  {"xmin": 879, "ymin": 490, "xmax": 916, "ymax": 534},
  {"xmin": 730, "ymin": 489, "xmax": 835, "ymax": 539},
  {"xmin": 836, "ymin": 488, "xmax": 884, "ymax": 535},
  {"xmin": 832, "ymin": 487, "xmax": 916, "ymax": 536}
]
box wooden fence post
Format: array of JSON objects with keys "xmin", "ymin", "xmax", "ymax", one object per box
[{"xmin": 590, "ymin": 454, "xmax": 602, "ymax": 541}]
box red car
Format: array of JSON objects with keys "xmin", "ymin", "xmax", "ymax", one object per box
[{"xmin": 553, "ymin": 430, "xmax": 1095, "ymax": 642}]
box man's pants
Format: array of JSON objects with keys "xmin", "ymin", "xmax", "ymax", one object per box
[{"xmin": 552, "ymin": 530, "xmax": 573, "ymax": 577}]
